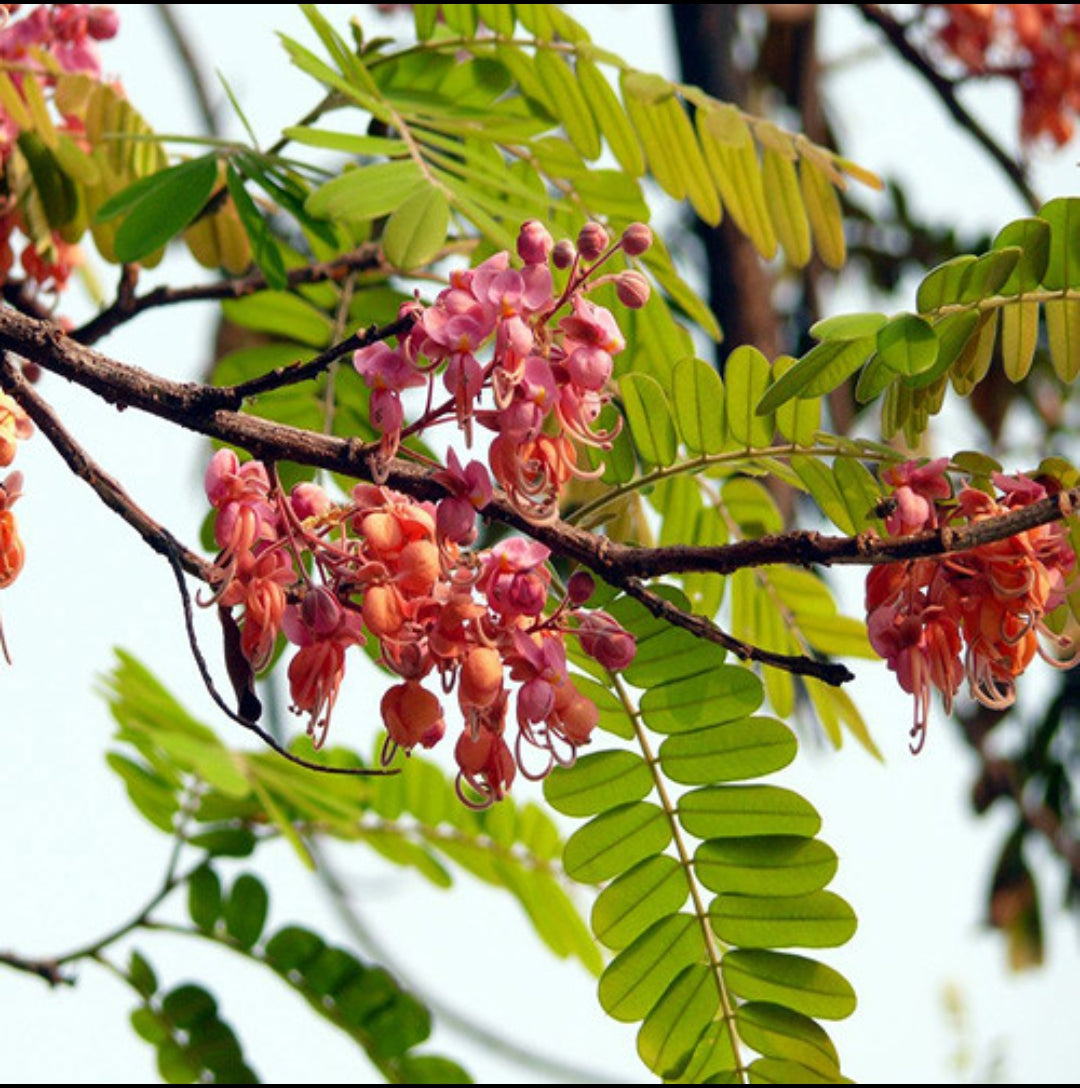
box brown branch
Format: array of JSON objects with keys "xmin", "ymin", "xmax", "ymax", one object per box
[
  {"xmin": 71, "ymin": 244, "xmax": 385, "ymax": 347},
  {"xmin": 621, "ymin": 578, "xmax": 854, "ymax": 684},
  {"xmin": 0, "ymin": 353, "xmax": 213, "ymax": 580},
  {"xmin": 0, "ymin": 951, "xmax": 72, "ymax": 987},
  {"xmin": 8, "ymin": 305, "xmax": 1080, "ymax": 690},
  {"xmin": 853, "ymin": 3, "xmax": 1041, "ymax": 212},
  {"xmin": 0, "ymin": 352, "xmax": 398, "ymax": 776}
]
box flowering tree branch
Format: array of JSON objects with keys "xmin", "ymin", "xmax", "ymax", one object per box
[
  {"xmin": 854, "ymin": 3, "xmax": 1040, "ymax": 211},
  {"xmin": 4, "ymin": 301, "xmax": 1080, "ymax": 699}
]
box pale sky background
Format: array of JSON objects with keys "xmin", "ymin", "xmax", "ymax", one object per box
[{"xmin": 1, "ymin": 4, "xmax": 1079, "ymax": 1085}]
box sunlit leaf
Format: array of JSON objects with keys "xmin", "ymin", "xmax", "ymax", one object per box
[
  {"xmin": 694, "ymin": 836, "xmax": 838, "ymax": 898},
  {"xmin": 678, "ymin": 785, "xmax": 822, "ymax": 839},
  {"xmin": 638, "ymin": 963, "xmax": 720, "ymax": 1079},
  {"xmin": 722, "ymin": 949, "xmax": 857, "ymax": 1020},
  {"xmin": 620, "ymin": 371, "xmax": 679, "ymax": 465},
  {"xmin": 639, "ymin": 666, "xmax": 764, "ymax": 734},
  {"xmin": 592, "ymin": 855, "xmax": 688, "ymax": 950},
  {"xmin": 597, "ymin": 913, "xmax": 700, "ymax": 1022},
  {"xmin": 563, "ymin": 801, "xmax": 672, "ymax": 883},
  {"xmin": 672, "ymin": 357, "xmax": 726, "ymax": 455},
  {"xmin": 725, "ymin": 345, "xmax": 773, "ymax": 448},
  {"xmin": 381, "ymin": 184, "xmax": 450, "ymax": 270},
  {"xmin": 709, "ymin": 890, "xmax": 857, "ymax": 949},
  {"xmin": 658, "ymin": 717, "xmax": 797, "ymax": 784},
  {"xmin": 544, "ymin": 750, "xmax": 654, "ymax": 817}
]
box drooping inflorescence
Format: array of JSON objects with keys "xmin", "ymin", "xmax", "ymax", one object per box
[
  {"xmin": 866, "ymin": 458, "xmax": 1079, "ymax": 753},
  {"xmin": 204, "ymin": 220, "xmax": 649, "ymax": 804}
]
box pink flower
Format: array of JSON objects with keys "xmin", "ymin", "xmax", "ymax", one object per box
[
  {"xmin": 576, "ymin": 610, "xmax": 637, "ymax": 671},
  {"xmin": 477, "ymin": 537, "xmax": 552, "ymax": 618}
]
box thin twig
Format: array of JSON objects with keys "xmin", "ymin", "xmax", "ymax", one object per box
[
  {"xmin": 71, "ymin": 245, "xmax": 385, "ymax": 347},
  {"xmin": 853, "ymin": 3, "xmax": 1040, "ymax": 212},
  {"xmin": 152, "ymin": 5, "xmax": 221, "ymax": 137},
  {"xmin": 0, "ymin": 354, "xmax": 394, "ymax": 777}
]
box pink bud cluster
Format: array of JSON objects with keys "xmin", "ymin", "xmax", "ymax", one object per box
[
  {"xmin": 0, "ymin": 5, "xmax": 119, "ymax": 295},
  {"xmin": 352, "ymin": 219, "xmax": 653, "ymax": 523},
  {"xmin": 866, "ymin": 458, "xmax": 1078, "ymax": 754},
  {"xmin": 204, "ymin": 444, "xmax": 636, "ymax": 806}
]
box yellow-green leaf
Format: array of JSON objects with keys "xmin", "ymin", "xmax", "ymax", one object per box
[
  {"xmin": 722, "ymin": 949, "xmax": 857, "ymax": 1020},
  {"xmin": 762, "ymin": 145, "xmax": 811, "ymax": 268},
  {"xmin": 709, "ymin": 890, "xmax": 857, "ymax": 949},
  {"xmin": 1045, "ymin": 299, "xmax": 1080, "ymax": 382},
  {"xmin": 381, "ymin": 184, "xmax": 449, "ymax": 270},
  {"xmin": 563, "ymin": 801, "xmax": 672, "ymax": 883},
  {"xmin": 798, "ymin": 155, "xmax": 845, "ymax": 269},
  {"xmin": 672, "ymin": 357, "xmax": 726, "ymax": 454},
  {"xmin": 592, "ymin": 855, "xmax": 688, "ymax": 951},
  {"xmin": 620, "ymin": 371, "xmax": 678, "ymax": 465},
  {"xmin": 695, "ymin": 836, "xmax": 838, "ymax": 898},
  {"xmin": 1001, "ymin": 299, "xmax": 1041, "ymax": 381}
]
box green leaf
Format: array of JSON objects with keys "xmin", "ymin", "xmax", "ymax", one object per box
[
  {"xmin": 695, "ymin": 837, "xmax": 838, "ymax": 897},
  {"xmin": 592, "ymin": 855, "xmax": 688, "ymax": 951},
  {"xmin": 221, "ymin": 291, "xmax": 334, "ymax": 348},
  {"xmin": 678, "ymin": 785, "xmax": 822, "ymax": 839},
  {"xmin": 790, "ymin": 455, "xmax": 854, "ymax": 534},
  {"xmin": 162, "ymin": 984, "xmax": 216, "ymax": 1029},
  {"xmin": 737, "ymin": 1002, "xmax": 842, "ymax": 1078},
  {"xmin": 672, "ymin": 357, "xmax": 726, "ymax": 455},
  {"xmin": 756, "ymin": 337, "xmax": 875, "ymax": 415},
  {"xmin": 798, "ymin": 155, "xmax": 845, "ymax": 269},
  {"xmin": 223, "ymin": 873, "xmax": 269, "ymax": 950},
  {"xmin": 306, "ymin": 160, "xmax": 424, "ymax": 223},
  {"xmin": 535, "ymin": 48, "xmax": 600, "ymax": 159},
  {"xmin": 187, "ymin": 827, "xmax": 258, "ymax": 858},
  {"xmin": 620, "ymin": 625, "xmax": 729, "ymax": 689},
  {"xmin": 698, "ymin": 107, "xmax": 776, "ymax": 257},
  {"xmin": 639, "ymin": 666, "xmax": 764, "ymax": 734},
  {"xmin": 658, "ymin": 717, "xmax": 797, "ymax": 785},
  {"xmin": 722, "ymin": 949, "xmax": 857, "ymax": 1020},
  {"xmin": 1039, "ymin": 196, "xmax": 1080, "ymax": 290},
  {"xmin": 709, "ymin": 890, "xmax": 857, "ymax": 949},
  {"xmin": 544, "ymin": 749, "xmax": 653, "ymax": 817},
  {"xmin": 725, "ymin": 345, "xmax": 773, "ymax": 447},
  {"xmin": 772, "ymin": 356, "xmax": 820, "ymax": 446},
  {"xmin": 382, "ymin": 184, "xmax": 450, "ymax": 270},
  {"xmin": 916, "ymin": 253, "xmax": 977, "ymax": 312},
  {"xmin": 107, "ymin": 154, "xmax": 219, "ymax": 263},
  {"xmin": 638, "ymin": 963, "xmax": 720, "ymax": 1079},
  {"xmin": 876, "ymin": 313, "xmax": 939, "ymax": 376},
  {"xmin": 577, "ymin": 55, "xmax": 644, "ymax": 175},
  {"xmin": 762, "ymin": 146, "xmax": 811, "ymax": 268},
  {"xmin": 809, "ymin": 312, "xmax": 888, "ymax": 341},
  {"xmin": 957, "ymin": 247, "xmax": 1021, "ymax": 302},
  {"xmin": 225, "ymin": 163, "xmax": 287, "ymax": 290},
  {"xmin": 128, "ymin": 950, "xmax": 159, "ymax": 1000},
  {"xmin": 597, "ymin": 913, "xmax": 701, "ymax": 1022},
  {"xmin": 563, "ymin": 801, "xmax": 672, "ymax": 883},
  {"xmin": 722, "ymin": 476, "xmax": 784, "ymax": 536},
  {"xmin": 993, "ymin": 216, "xmax": 1051, "ymax": 292},
  {"xmin": 1001, "ymin": 300, "xmax": 1041, "ymax": 381},
  {"xmin": 1045, "ymin": 299, "xmax": 1080, "ymax": 382},
  {"xmin": 620, "ymin": 372, "xmax": 678, "ymax": 465},
  {"xmin": 187, "ymin": 864, "xmax": 223, "ymax": 933}
]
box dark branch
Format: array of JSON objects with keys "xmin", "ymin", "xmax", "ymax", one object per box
[
  {"xmin": 0, "ymin": 951, "xmax": 72, "ymax": 987},
  {"xmin": 71, "ymin": 244, "xmax": 385, "ymax": 347},
  {"xmin": 854, "ymin": 3, "xmax": 1041, "ymax": 212},
  {"xmin": 6, "ymin": 305, "xmax": 1079, "ymax": 689}
]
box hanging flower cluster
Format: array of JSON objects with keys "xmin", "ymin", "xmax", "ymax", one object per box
[
  {"xmin": 0, "ymin": 4, "xmax": 119, "ymax": 295},
  {"xmin": 352, "ymin": 217, "xmax": 653, "ymax": 523},
  {"xmin": 866, "ymin": 458, "xmax": 1078, "ymax": 754},
  {"xmin": 203, "ymin": 219, "xmax": 650, "ymax": 804},
  {"xmin": 919, "ymin": 4, "xmax": 1080, "ymax": 146},
  {"xmin": 0, "ymin": 390, "xmax": 32, "ymax": 659},
  {"xmin": 204, "ymin": 449, "xmax": 636, "ymax": 806}
]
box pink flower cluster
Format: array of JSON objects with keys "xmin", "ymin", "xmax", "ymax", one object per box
[
  {"xmin": 204, "ymin": 446, "xmax": 636, "ymax": 806},
  {"xmin": 0, "ymin": 5, "xmax": 119, "ymax": 294},
  {"xmin": 921, "ymin": 4, "xmax": 1080, "ymax": 146},
  {"xmin": 866, "ymin": 458, "xmax": 1077, "ymax": 753},
  {"xmin": 352, "ymin": 219, "xmax": 652, "ymax": 523},
  {"xmin": 0, "ymin": 390, "xmax": 32, "ymax": 660}
]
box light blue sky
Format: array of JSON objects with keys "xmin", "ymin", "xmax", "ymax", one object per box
[{"xmin": 1, "ymin": 5, "xmax": 1078, "ymax": 1083}]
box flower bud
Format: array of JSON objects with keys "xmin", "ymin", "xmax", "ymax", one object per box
[
  {"xmin": 517, "ymin": 219, "xmax": 554, "ymax": 265},
  {"xmin": 615, "ymin": 270, "xmax": 651, "ymax": 309},
  {"xmin": 577, "ymin": 221, "xmax": 610, "ymax": 262},
  {"xmin": 566, "ymin": 570, "xmax": 595, "ymax": 606},
  {"xmin": 552, "ymin": 239, "xmax": 576, "ymax": 270},
  {"xmin": 620, "ymin": 221, "xmax": 653, "ymax": 256}
]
